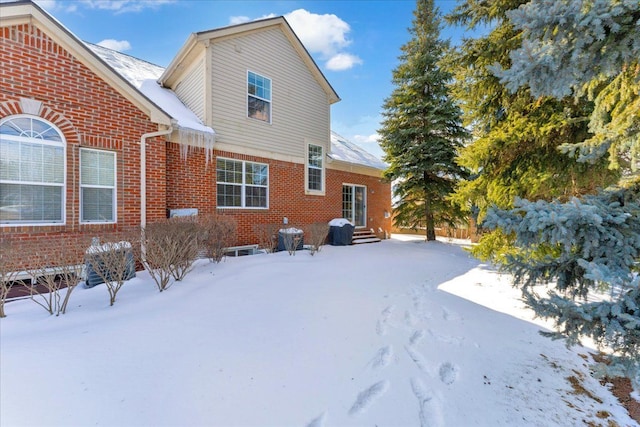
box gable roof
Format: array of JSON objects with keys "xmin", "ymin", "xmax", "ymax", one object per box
[
  {"xmin": 160, "ymin": 16, "xmax": 340, "ymax": 105},
  {"xmin": 86, "ymin": 43, "xmax": 214, "ymax": 138},
  {"xmin": 3, "ymin": 1, "xmax": 383, "ymax": 170},
  {"xmin": 0, "ymin": 0, "xmax": 173, "ymax": 127},
  {"xmin": 330, "ymin": 131, "xmax": 388, "ymax": 170},
  {"xmin": 91, "ymin": 41, "xmax": 384, "ymax": 171}
]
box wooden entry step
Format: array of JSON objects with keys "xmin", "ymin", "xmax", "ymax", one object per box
[{"xmin": 352, "ymin": 228, "xmax": 381, "ymax": 244}]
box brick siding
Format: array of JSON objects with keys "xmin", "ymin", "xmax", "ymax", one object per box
[
  {"xmin": 166, "ymin": 144, "xmax": 392, "ymax": 245},
  {"xmin": 0, "ymin": 23, "xmax": 163, "ymax": 268},
  {"xmin": 1, "ymin": 22, "xmax": 392, "ymax": 271}
]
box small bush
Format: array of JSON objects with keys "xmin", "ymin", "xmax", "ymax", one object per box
[
  {"xmin": 166, "ymin": 217, "xmax": 201, "ymax": 281},
  {"xmin": 85, "ymin": 232, "xmax": 137, "ymax": 306},
  {"xmin": 254, "ymin": 223, "xmax": 280, "ymax": 254},
  {"xmin": 280, "ymin": 227, "xmax": 304, "ymax": 256},
  {"xmin": 27, "ymin": 237, "xmax": 86, "ymax": 315},
  {"xmin": 0, "ymin": 239, "xmax": 20, "ymax": 318},
  {"xmin": 199, "ymin": 214, "xmax": 237, "ymax": 263},
  {"xmin": 139, "ymin": 222, "xmax": 179, "ymax": 292},
  {"xmin": 305, "ymin": 222, "xmax": 330, "ymax": 255}
]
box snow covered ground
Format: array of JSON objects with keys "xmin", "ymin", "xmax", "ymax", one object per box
[{"xmin": 1, "ymin": 234, "xmax": 638, "ymax": 427}]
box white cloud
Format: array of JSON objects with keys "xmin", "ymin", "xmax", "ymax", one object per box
[
  {"xmin": 79, "ymin": 0, "xmax": 175, "ymax": 14},
  {"xmin": 353, "ymin": 133, "xmax": 380, "ymax": 144},
  {"xmin": 325, "ymin": 53, "xmax": 363, "ymax": 71},
  {"xmin": 97, "ymin": 39, "xmax": 131, "ymax": 52},
  {"xmin": 284, "ymin": 9, "xmax": 349, "ymax": 57},
  {"xmin": 353, "ymin": 133, "xmax": 384, "ymax": 159},
  {"xmin": 18, "ymin": 0, "xmax": 75, "ymax": 12},
  {"xmin": 229, "ymin": 15, "xmax": 251, "ymax": 26},
  {"xmin": 33, "ymin": 0, "xmax": 57, "ymax": 10},
  {"xmin": 283, "ymin": 9, "xmax": 362, "ymax": 71}
]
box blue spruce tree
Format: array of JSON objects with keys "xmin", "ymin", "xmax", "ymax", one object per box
[{"xmin": 486, "ymin": 0, "xmax": 640, "ymax": 388}]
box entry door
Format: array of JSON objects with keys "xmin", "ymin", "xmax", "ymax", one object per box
[{"xmin": 342, "ymin": 184, "xmax": 366, "ymax": 227}]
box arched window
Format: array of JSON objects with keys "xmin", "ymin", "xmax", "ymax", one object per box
[{"xmin": 0, "ymin": 115, "xmax": 65, "ymax": 225}]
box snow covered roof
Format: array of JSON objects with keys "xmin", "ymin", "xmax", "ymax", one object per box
[
  {"xmin": 330, "ymin": 131, "xmax": 387, "ymax": 170},
  {"xmin": 86, "ymin": 43, "xmax": 214, "ymax": 140},
  {"xmin": 86, "ymin": 44, "xmax": 382, "ymax": 170},
  {"xmin": 86, "ymin": 43, "xmax": 164, "ymax": 87}
]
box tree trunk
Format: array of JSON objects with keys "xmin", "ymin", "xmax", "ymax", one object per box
[
  {"xmin": 424, "ymin": 171, "xmax": 436, "ymax": 241},
  {"xmin": 424, "ymin": 197, "xmax": 436, "ymax": 241}
]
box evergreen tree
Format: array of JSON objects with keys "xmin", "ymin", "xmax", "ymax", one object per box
[
  {"xmin": 445, "ymin": 0, "xmax": 619, "ymax": 258},
  {"xmin": 493, "ymin": 0, "xmax": 640, "ymax": 171},
  {"xmin": 378, "ymin": 0, "xmax": 469, "ymax": 241},
  {"xmin": 482, "ymin": 0, "xmax": 640, "ymax": 386}
]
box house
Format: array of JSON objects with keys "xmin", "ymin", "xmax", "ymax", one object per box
[{"xmin": 0, "ymin": 0, "xmax": 391, "ymax": 269}]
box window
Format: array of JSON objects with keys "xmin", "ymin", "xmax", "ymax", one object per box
[
  {"xmin": 0, "ymin": 116, "xmax": 65, "ymax": 225},
  {"xmin": 248, "ymin": 71, "xmax": 271, "ymax": 122},
  {"xmin": 307, "ymin": 143, "xmax": 324, "ymax": 193},
  {"xmin": 217, "ymin": 158, "xmax": 268, "ymax": 208},
  {"xmin": 80, "ymin": 148, "xmax": 116, "ymax": 223},
  {"xmin": 343, "ymin": 184, "xmax": 366, "ymax": 227}
]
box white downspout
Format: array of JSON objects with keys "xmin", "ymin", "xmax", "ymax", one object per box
[{"xmin": 140, "ymin": 123, "xmax": 174, "ymax": 229}]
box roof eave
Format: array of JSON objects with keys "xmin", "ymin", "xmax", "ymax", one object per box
[
  {"xmin": 158, "ymin": 33, "xmax": 201, "ymax": 87},
  {"xmin": 164, "ymin": 16, "xmax": 340, "ymax": 105},
  {"xmin": 327, "ymin": 156, "xmax": 387, "ymax": 177},
  {"xmin": 0, "ymin": 0, "xmax": 173, "ymax": 126}
]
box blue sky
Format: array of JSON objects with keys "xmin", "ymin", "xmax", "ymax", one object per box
[{"xmin": 33, "ymin": 0, "xmax": 474, "ymax": 160}]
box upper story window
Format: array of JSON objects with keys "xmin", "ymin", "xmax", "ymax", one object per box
[
  {"xmin": 247, "ymin": 71, "xmax": 271, "ymax": 123},
  {"xmin": 307, "ymin": 143, "xmax": 324, "ymax": 193},
  {"xmin": 216, "ymin": 157, "xmax": 268, "ymax": 209},
  {"xmin": 80, "ymin": 148, "xmax": 116, "ymax": 223},
  {"xmin": 0, "ymin": 116, "xmax": 65, "ymax": 225}
]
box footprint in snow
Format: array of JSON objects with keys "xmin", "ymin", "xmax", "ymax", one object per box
[
  {"xmin": 376, "ymin": 305, "xmax": 395, "ymax": 336},
  {"xmin": 370, "ymin": 345, "xmax": 393, "ymax": 370},
  {"xmin": 348, "ymin": 380, "xmax": 390, "ymax": 416},
  {"xmin": 405, "ymin": 345, "xmax": 433, "ymax": 376},
  {"xmin": 306, "ymin": 411, "xmax": 327, "ymax": 427},
  {"xmin": 428, "ymin": 329, "xmax": 464, "ymax": 346},
  {"xmin": 404, "ymin": 310, "xmax": 419, "ymax": 327},
  {"xmin": 411, "ymin": 377, "xmax": 444, "ymax": 427},
  {"xmin": 438, "ymin": 362, "xmax": 459, "ymax": 385},
  {"xmin": 409, "ymin": 330, "xmax": 426, "ymax": 347},
  {"xmin": 441, "ymin": 306, "xmax": 462, "ymax": 321}
]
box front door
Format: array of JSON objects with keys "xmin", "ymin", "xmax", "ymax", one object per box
[{"xmin": 342, "ymin": 184, "xmax": 366, "ymax": 227}]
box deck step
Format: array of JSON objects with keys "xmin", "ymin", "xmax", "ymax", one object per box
[{"xmin": 352, "ymin": 229, "xmax": 381, "ymax": 244}]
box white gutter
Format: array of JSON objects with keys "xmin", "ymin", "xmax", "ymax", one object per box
[{"xmin": 140, "ymin": 123, "xmax": 174, "ymax": 229}]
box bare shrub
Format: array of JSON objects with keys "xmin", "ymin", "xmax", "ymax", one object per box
[
  {"xmin": 85, "ymin": 233, "xmax": 137, "ymax": 306},
  {"xmin": 139, "ymin": 222, "xmax": 179, "ymax": 292},
  {"xmin": 280, "ymin": 227, "xmax": 304, "ymax": 256},
  {"xmin": 305, "ymin": 222, "xmax": 330, "ymax": 256},
  {"xmin": 26, "ymin": 237, "xmax": 86, "ymax": 315},
  {"xmin": 199, "ymin": 214, "xmax": 237, "ymax": 263},
  {"xmin": 254, "ymin": 223, "xmax": 280, "ymax": 253},
  {"xmin": 166, "ymin": 216, "xmax": 202, "ymax": 281},
  {"xmin": 0, "ymin": 239, "xmax": 21, "ymax": 318}
]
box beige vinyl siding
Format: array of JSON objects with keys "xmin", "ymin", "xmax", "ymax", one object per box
[
  {"xmin": 209, "ymin": 28, "xmax": 330, "ymax": 162},
  {"xmin": 174, "ymin": 58, "xmax": 206, "ymax": 122}
]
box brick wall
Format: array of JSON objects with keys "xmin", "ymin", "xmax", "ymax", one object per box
[
  {"xmin": 0, "ymin": 21, "xmax": 392, "ymax": 271},
  {"xmin": 166, "ymin": 144, "xmax": 392, "ymax": 245},
  {"xmin": 0, "ymin": 23, "xmax": 163, "ymax": 268}
]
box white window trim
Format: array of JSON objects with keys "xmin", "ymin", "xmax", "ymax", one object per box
[
  {"xmin": 0, "ymin": 115, "xmax": 67, "ymax": 227},
  {"xmin": 246, "ymin": 70, "xmax": 272, "ymax": 124},
  {"xmin": 216, "ymin": 157, "xmax": 269, "ymax": 209},
  {"xmin": 305, "ymin": 142, "xmax": 325, "ymax": 196},
  {"xmin": 342, "ymin": 183, "xmax": 367, "ymax": 228},
  {"xmin": 79, "ymin": 148, "xmax": 117, "ymax": 224}
]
